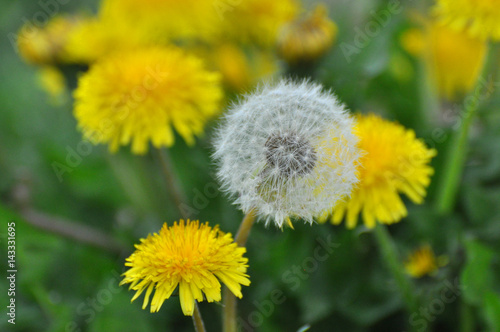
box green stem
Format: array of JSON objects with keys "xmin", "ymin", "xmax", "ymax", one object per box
[
  {"xmin": 192, "ymin": 302, "xmax": 206, "ymax": 332},
  {"xmin": 156, "ymin": 148, "xmax": 189, "ymax": 220},
  {"xmin": 435, "ymin": 43, "xmax": 498, "ymax": 215},
  {"xmin": 459, "ymin": 300, "xmax": 474, "ymax": 332},
  {"xmin": 373, "ymin": 225, "xmax": 419, "ymax": 316},
  {"xmin": 20, "ymin": 208, "xmax": 128, "ymax": 255},
  {"xmin": 416, "ymin": 52, "xmax": 439, "ymax": 134},
  {"xmin": 223, "ymin": 209, "xmax": 257, "ymax": 332},
  {"xmin": 234, "ymin": 209, "xmax": 257, "ymax": 247},
  {"xmin": 222, "ymin": 287, "xmax": 237, "ymax": 332}
]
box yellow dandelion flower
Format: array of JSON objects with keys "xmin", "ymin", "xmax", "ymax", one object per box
[
  {"xmin": 223, "ymin": 0, "xmax": 299, "ymax": 47},
  {"xmin": 401, "ymin": 21, "xmax": 486, "ymax": 99},
  {"xmin": 120, "ymin": 220, "xmax": 250, "ymax": 316},
  {"xmin": 277, "ymin": 4, "xmax": 338, "ymax": 64},
  {"xmin": 63, "ymin": 18, "xmax": 118, "ymax": 64},
  {"xmin": 65, "ymin": 0, "xmax": 225, "ymax": 64},
  {"xmin": 213, "ymin": 44, "xmax": 252, "ymax": 92},
  {"xmin": 37, "ymin": 66, "xmax": 67, "ymax": 105},
  {"xmin": 17, "ymin": 15, "xmax": 81, "ymax": 65},
  {"xmin": 321, "ymin": 113, "xmax": 436, "ymax": 229},
  {"xmin": 433, "ymin": 0, "xmax": 500, "ymax": 41},
  {"xmin": 73, "ymin": 47, "xmax": 223, "ymax": 154},
  {"xmin": 100, "ymin": 0, "xmax": 221, "ymax": 43},
  {"xmin": 405, "ymin": 245, "xmax": 448, "ymax": 278},
  {"xmin": 209, "ymin": 44, "xmax": 279, "ymax": 92}
]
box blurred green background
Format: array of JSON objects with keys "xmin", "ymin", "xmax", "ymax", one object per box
[{"xmin": 1, "ymin": 0, "xmax": 500, "ymax": 331}]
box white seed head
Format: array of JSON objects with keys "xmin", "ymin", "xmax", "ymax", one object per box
[{"xmin": 213, "ymin": 79, "xmax": 360, "ymax": 228}]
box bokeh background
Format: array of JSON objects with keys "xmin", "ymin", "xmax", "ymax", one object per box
[{"xmin": 1, "ymin": 0, "xmax": 500, "ymax": 331}]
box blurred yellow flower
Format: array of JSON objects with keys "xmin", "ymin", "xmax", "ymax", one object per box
[
  {"xmin": 321, "ymin": 114, "xmax": 436, "ymax": 229},
  {"xmin": 401, "ymin": 21, "xmax": 486, "ymax": 100},
  {"xmin": 64, "ymin": 0, "xmax": 226, "ymax": 64},
  {"xmin": 277, "ymin": 4, "xmax": 337, "ymax": 64},
  {"xmin": 17, "ymin": 15, "xmax": 80, "ymax": 65},
  {"xmin": 120, "ymin": 220, "xmax": 250, "ymax": 316},
  {"xmin": 63, "ymin": 18, "xmax": 120, "ymax": 64},
  {"xmin": 405, "ymin": 245, "xmax": 448, "ymax": 278},
  {"xmin": 210, "ymin": 44, "xmax": 279, "ymax": 92},
  {"xmin": 74, "ymin": 47, "xmax": 222, "ymax": 154},
  {"xmin": 100, "ymin": 0, "xmax": 221, "ymax": 43},
  {"xmin": 37, "ymin": 66, "xmax": 67, "ymax": 105},
  {"xmin": 433, "ymin": 0, "xmax": 500, "ymax": 40},
  {"xmin": 224, "ymin": 0, "xmax": 299, "ymax": 47}
]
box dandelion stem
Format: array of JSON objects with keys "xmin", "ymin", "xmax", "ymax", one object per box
[
  {"xmin": 156, "ymin": 148, "xmax": 188, "ymax": 219},
  {"xmin": 20, "ymin": 208, "xmax": 128, "ymax": 255},
  {"xmin": 223, "ymin": 209, "xmax": 257, "ymax": 332},
  {"xmin": 222, "ymin": 287, "xmax": 237, "ymax": 332},
  {"xmin": 459, "ymin": 300, "xmax": 474, "ymax": 332},
  {"xmin": 435, "ymin": 42, "xmax": 498, "ymax": 215},
  {"xmin": 234, "ymin": 209, "xmax": 257, "ymax": 246},
  {"xmin": 373, "ymin": 225, "xmax": 419, "ymax": 318},
  {"xmin": 192, "ymin": 302, "xmax": 206, "ymax": 332}
]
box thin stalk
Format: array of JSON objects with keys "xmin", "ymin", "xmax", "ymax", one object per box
[
  {"xmin": 223, "ymin": 209, "xmax": 257, "ymax": 332},
  {"xmin": 156, "ymin": 149, "xmax": 208, "ymax": 330},
  {"xmin": 222, "ymin": 287, "xmax": 237, "ymax": 332},
  {"xmin": 435, "ymin": 43, "xmax": 498, "ymax": 215},
  {"xmin": 459, "ymin": 300, "xmax": 474, "ymax": 332},
  {"xmin": 156, "ymin": 148, "xmax": 188, "ymax": 219},
  {"xmin": 192, "ymin": 302, "xmax": 206, "ymax": 332},
  {"xmin": 234, "ymin": 209, "xmax": 257, "ymax": 246},
  {"xmin": 373, "ymin": 225, "xmax": 419, "ymax": 316},
  {"xmin": 20, "ymin": 208, "xmax": 128, "ymax": 255}
]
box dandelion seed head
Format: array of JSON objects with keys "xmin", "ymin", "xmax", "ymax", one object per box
[{"xmin": 214, "ymin": 80, "xmax": 360, "ymax": 227}]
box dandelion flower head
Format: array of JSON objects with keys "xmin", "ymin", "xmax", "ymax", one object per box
[
  {"xmin": 401, "ymin": 20, "xmax": 486, "ymax": 100},
  {"xmin": 405, "ymin": 244, "xmax": 448, "ymax": 278},
  {"xmin": 63, "ymin": 17, "xmax": 134, "ymax": 64},
  {"xmin": 433, "ymin": 0, "xmax": 500, "ymax": 40},
  {"xmin": 214, "ymin": 80, "xmax": 360, "ymax": 228},
  {"xmin": 208, "ymin": 44, "xmax": 278, "ymax": 92},
  {"xmin": 277, "ymin": 4, "xmax": 338, "ymax": 64},
  {"xmin": 120, "ymin": 220, "xmax": 250, "ymax": 316},
  {"xmin": 222, "ymin": 0, "xmax": 299, "ymax": 47},
  {"xmin": 100, "ymin": 0, "xmax": 221, "ymax": 43},
  {"xmin": 17, "ymin": 15, "xmax": 81, "ymax": 65},
  {"xmin": 321, "ymin": 113, "xmax": 436, "ymax": 229},
  {"xmin": 37, "ymin": 66, "xmax": 67, "ymax": 105},
  {"xmin": 74, "ymin": 47, "xmax": 222, "ymax": 154}
]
